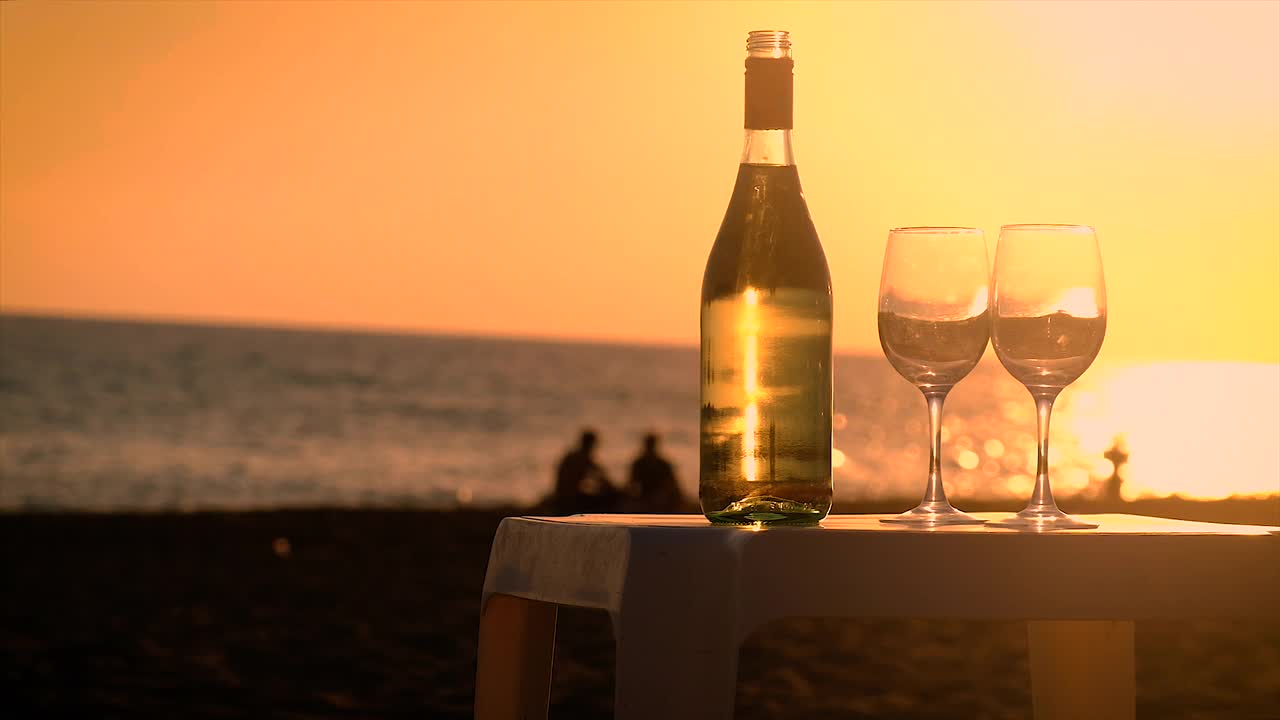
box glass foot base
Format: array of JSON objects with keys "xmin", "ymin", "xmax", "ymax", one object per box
[
  {"xmin": 988, "ymin": 506, "xmax": 1098, "ymax": 531},
  {"xmin": 880, "ymin": 502, "xmax": 987, "ymax": 526}
]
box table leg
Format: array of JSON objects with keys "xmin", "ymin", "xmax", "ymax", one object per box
[
  {"xmin": 475, "ymin": 593, "xmax": 558, "ymax": 720},
  {"xmin": 1027, "ymin": 620, "xmax": 1135, "ymax": 720}
]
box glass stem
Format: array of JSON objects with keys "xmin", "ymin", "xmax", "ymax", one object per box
[
  {"xmin": 1027, "ymin": 392, "xmax": 1061, "ymax": 512},
  {"xmin": 922, "ymin": 390, "xmax": 949, "ymax": 505}
]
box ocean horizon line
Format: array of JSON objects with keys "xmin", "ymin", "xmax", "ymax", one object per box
[
  {"xmin": 0, "ymin": 308, "xmax": 709, "ymax": 354},
  {"xmin": 3, "ymin": 307, "xmax": 860, "ymax": 357},
  {"xmin": 4, "ymin": 308, "xmax": 1278, "ymax": 368}
]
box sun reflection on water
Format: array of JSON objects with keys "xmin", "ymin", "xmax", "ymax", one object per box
[{"xmin": 1062, "ymin": 362, "xmax": 1280, "ymax": 500}]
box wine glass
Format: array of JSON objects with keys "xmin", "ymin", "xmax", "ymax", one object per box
[
  {"xmin": 878, "ymin": 227, "xmax": 990, "ymax": 525},
  {"xmin": 990, "ymin": 224, "xmax": 1106, "ymax": 530}
]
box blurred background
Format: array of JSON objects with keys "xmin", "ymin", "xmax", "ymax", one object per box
[
  {"xmin": 3, "ymin": 4, "xmax": 1278, "ymax": 719},
  {"xmin": 3, "ymin": 1, "xmax": 1276, "ymax": 510}
]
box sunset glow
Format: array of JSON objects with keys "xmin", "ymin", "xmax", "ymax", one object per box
[
  {"xmin": 0, "ymin": 2, "xmax": 1276, "ymax": 503},
  {"xmin": 1, "ymin": 1, "xmax": 1275, "ymax": 364},
  {"xmin": 3, "ymin": 7, "xmax": 1279, "ymax": 707},
  {"xmin": 1064, "ymin": 362, "xmax": 1280, "ymax": 500}
]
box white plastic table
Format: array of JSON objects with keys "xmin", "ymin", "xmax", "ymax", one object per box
[{"xmin": 474, "ymin": 513, "xmax": 1279, "ymax": 720}]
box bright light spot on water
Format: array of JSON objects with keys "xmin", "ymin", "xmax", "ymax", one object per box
[
  {"xmin": 956, "ymin": 450, "xmax": 980, "ymax": 470},
  {"xmin": 832, "ymin": 447, "xmax": 847, "ymax": 469},
  {"xmin": 983, "ymin": 438, "xmax": 1005, "ymax": 458},
  {"xmin": 1005, "ymin": 474, "xmax": 1033, "ymax": 496},
  {"xmin": 1062, "ymin": 467, "xmax": 1090, "ymax": 492},
  {"xmin": 1002, "ymin": 400, "xmax": 1030, "ymax": 423},
  {"xmin": 1063, "ymin": 362, "xmax": 1280, "ymax": 500}
]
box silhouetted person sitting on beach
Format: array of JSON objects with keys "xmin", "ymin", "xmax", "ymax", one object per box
[
  {"xmin": 551, "ymin": 430, "xmax": 620, "ymax": 514},
  {"xmin": 624, "ymin": 433, "xmax": 684, "ymax": 513}
]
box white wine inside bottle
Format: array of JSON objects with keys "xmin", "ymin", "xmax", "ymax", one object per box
[{"xmin": 699, "ymin": 32, "xmax": 832, "ymax": 526}]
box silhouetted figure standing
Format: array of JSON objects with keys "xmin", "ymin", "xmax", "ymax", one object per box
[
  {"xmin": 1102, "ymin": 439, "xmax": 1129, "ymax": 506},
  {"xmin": 552, "ymin": 430, "xmax": 619, "ymax": 514},
  {"xmin": 625, "ymin": 433, "xmax": 684, "ymax": 513}
]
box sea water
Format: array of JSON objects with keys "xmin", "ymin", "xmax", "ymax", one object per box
[{"xmin": 1, "ymin": 314, "xmax": 1275, "ymax": 511}]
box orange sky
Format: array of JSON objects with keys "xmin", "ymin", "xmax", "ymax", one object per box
[{"xmin": 2, "ymin": 1, "xmax": 1278, "ymax": 363}]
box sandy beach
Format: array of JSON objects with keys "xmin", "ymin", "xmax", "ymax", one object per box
[{"xmin": 2, "ymin": 499, "xmax": 1278, "ymax": 719}]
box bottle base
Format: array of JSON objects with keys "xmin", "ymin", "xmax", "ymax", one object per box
[{"xmin": 703, "ymin": 495, "xmax": 828, "ymax": 527}]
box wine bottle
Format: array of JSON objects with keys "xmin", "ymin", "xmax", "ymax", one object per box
[{"xmin": 699, "ymin": 30, "xmax": 833, "ymax": 526}]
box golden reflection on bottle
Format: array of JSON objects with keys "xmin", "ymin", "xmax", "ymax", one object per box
[
  {"xmin": 700, "ymin": 285, "xmax": 832, "ymax": 525},
  {"xmin": 742, "ymin": 287, "xmax": 760, "ymax": 483}
]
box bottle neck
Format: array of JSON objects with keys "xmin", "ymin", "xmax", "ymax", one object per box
[
  {"xmin": 740, "ymin": 129, "xmax": 795, "ymax": 166},
  {"xmin": 741, "ymin": 43, "xmax": 794, "ymax": 166},
  {"xmin": 743, "ymin": 55, "xmax": 793, "ymax": 130}
]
